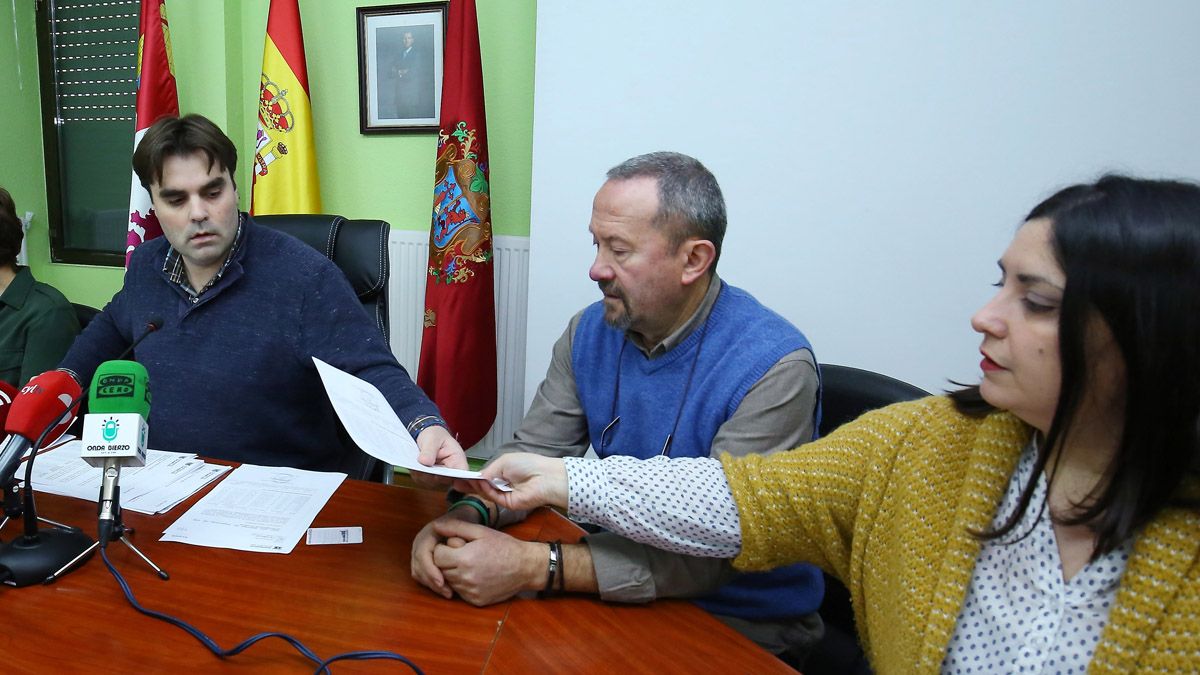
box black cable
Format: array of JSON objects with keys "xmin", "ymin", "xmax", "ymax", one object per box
[
  {"xmin": 316, "ymin": 651, "xmax": 427, "ymax": 672},
  {"xmin": 17, "ymin": 389, "xmax": 88, "ymax": 540},
  {"xmin": 100, "ymin": 548, "xmax": 423, "ymax": 674},
  {"xmin": 22, "ymin": 389, "xmax": 83, "ymax": 488}
]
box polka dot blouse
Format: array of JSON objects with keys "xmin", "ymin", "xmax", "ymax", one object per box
[
  {"xmin": 564, "ymin": 443, "xmax": 1131, "ymax": 674},
  {"xmin": 942, "ymin": 443, "xmax": 1130, "ymax": 673}
]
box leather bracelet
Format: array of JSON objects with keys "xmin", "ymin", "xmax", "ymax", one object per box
[{"xmin": 448, "ymin": 496, "xmax": 491, "ymax": 527}]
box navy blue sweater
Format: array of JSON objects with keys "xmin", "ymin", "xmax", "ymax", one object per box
[{"xmin": 60, "ymin": 216, "xmax": 439, "ymax": 471}]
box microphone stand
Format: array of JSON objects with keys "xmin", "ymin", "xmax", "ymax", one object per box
[
  {"xmin": 0, "ymin": 322, "xmax": 166, "ymax": 586},
  {"xmin": 0, "ymin": 477, "xmax": 76, "ymax": 533},
  {"xmin": 47, "ymin": 472, "xmax": 168, "ymax": 583},
  {"xmin": 0, "ymin": 407, "xmax": 95, "ymax": 587},
  {"xmin": 0, "ymin": 479, "xmax": 21, "ymax": 531}
]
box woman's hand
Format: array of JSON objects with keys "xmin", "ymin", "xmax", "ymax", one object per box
[{"xmin": 455, "ymin": 453, "xmax": 569, "ymax": 511}]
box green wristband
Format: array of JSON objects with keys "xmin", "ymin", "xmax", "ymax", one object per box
[{"xmin": 449, "ymin": 498, "xmax": 489, "ymax": 526}]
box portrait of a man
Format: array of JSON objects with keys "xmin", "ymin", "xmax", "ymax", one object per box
[{"xmin": 377, "ymin": 24, "xmax": 436, "ymax": 120}]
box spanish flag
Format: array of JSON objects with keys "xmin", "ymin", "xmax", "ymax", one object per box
[
  {"xmin": 251, "ymin": 0, "xmax": 321, "ymax": 214},
  {"xmin": 125, "ymin": 0, "xmax": 179, "ymax": 265}
]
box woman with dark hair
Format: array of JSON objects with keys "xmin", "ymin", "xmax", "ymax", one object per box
[
  {"xmin": 467, "ymin": 175, "xmax": 1200, "ymax": 672},
  {"xmin": 0, "ymin": 188, "xmax": 79, "ymax": 387}
]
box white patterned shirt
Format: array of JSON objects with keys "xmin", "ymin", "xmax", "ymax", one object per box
[
  {"xmin": 565, "ymin": 455, "xmax": 742, "ymax": 557},
  {"xmin": 563, "ymin": 447, "xmax": 1130, "ymax": 673},
  {"xmin": 942, "ymin": 444, "xmax": 1129, "ymax": 674}
]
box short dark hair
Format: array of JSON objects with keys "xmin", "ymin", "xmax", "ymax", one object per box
[
  {"xmin": 0, "ymin": 187, "xmax": 24, "ymax": 269},
  {"xmin": 955, "ymin": 174, "xmax": 1200, "ymax": 557},
  {"xmin": 132, "ymin": 114, "xmax": 238, "ymax": 191},
  {"xmin": 606, "ymin": 152, "xmax": 727, "ymax": 269}
]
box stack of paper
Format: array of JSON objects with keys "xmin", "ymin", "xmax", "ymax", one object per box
[{"xmin": 28, "ymin": 441, "xmax": 231, "ymax": 515}]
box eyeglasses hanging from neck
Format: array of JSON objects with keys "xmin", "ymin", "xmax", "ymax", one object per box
[{"xmin": 599, "ymin": 287, "xmax": 718, "ymax": 457}]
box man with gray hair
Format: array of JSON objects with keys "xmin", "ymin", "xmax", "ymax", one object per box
[{"xmin": 411, "ymin": 151, "xmax": 824, "ymax": 664}]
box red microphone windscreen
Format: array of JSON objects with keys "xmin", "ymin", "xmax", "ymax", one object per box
[
  {"xmin": 5, "ymin": 371, "xmax": 82, "ymax": 441},
  {"xmin": 0, "ymin": 381, "xmax": 18, "ymax": 431}
]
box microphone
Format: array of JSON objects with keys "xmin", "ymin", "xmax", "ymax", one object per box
[
  {"xmin": 0, "ymin": 372, "xmax": 92, "ymax": 586},
  {"xmin": 113, "ymin": 317, "xmax": 163, "ymax": 362},
  {"xmin": 0, "ymin": 371, "xmax": 82, "ymax": 486},
  {"xmin": 0, "ymin": 318, "xmax": 164, "ymax": 585},
  {"xmin": 80, "ymin": 360, "xmax": 150, "ymax": 547}
]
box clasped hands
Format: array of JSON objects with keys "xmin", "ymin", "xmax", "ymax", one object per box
[{"xmin": 410, "ymin": 453, "xmax": 570, "ymax": 605}]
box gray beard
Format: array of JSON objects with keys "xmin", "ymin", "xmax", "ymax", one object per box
[
  {"xmin": 604, "ymin": 312, "xmax": 633, "ymax": 331},
  {"xmin": 603, "ymin": 296, "xmax": 633, "ymax": 331}
]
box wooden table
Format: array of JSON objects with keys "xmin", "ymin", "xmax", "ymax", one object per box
[{"xmin": 0, "ymin": 476, "xmax": 794, "ymax": 673}]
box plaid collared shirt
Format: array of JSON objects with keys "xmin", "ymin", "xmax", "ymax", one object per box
[{"xmin": 161, "ymin": 214, "xmax": 245, "ymax": 298}]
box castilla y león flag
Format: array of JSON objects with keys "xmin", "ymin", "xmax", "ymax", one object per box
[
  {"xmin": 251, "ymin": 0, "xmax": 321, "ymax": 214},
  {"xmin": 125, "ymin": 0, "xmax": 179, "ymax": 265},
  {"xmin": 417, "ymin": 0, "xmax": 496, "ymax": 448}
]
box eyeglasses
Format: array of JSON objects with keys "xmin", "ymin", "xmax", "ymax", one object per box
[{"xmin": 600, "ymin": 414, "xmax": 674, "ymax": 456}]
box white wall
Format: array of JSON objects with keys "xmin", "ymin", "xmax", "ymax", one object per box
[{"xmin": 527, "ymin": 1, "xmax": 1200, "ymax": 401}]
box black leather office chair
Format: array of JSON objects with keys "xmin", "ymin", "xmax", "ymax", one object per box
[
  {"xmin": 806, "ymin": 364, "xmax": 930, "ymax": 675},
  {"xmin": 817, "ymin": 364, "xmax": 930, "ymax": 438},
  {"xmin": 255, "ymin": 214, "xmax": 391, "ymax": 343},
  {"xmin": 256, "ymin": 214, "xmax": 393, "ymax": 482},
  {"xmin": 72, "ymin": 302, "xmax": 100, "ymax": 331}
]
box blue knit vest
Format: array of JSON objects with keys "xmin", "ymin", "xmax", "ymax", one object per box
[{"xmin": 572, "ymin": 282, "xmax": 825, "ymax": 620}]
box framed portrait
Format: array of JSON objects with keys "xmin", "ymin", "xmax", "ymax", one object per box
[{"xmin": 357, "ymin": 3, "xmax": 447, "ymax": 133}]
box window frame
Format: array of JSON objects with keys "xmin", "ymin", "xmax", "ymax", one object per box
[{"xmin": 35, "ymin": 0, "xmax": 138, "ymax": 267}]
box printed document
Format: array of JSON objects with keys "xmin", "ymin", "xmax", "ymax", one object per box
[
  {"xmin": 160, "ymin": 464, "xmax": 344, "ymax": 554},
  {"xmin": 313, "ymin": 357, "xmax": 497, "ymax": 482}
]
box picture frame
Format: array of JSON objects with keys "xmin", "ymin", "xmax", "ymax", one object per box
[{"xmin": 356, "ymin": 2, "xmax": 447, "ymax": 133}]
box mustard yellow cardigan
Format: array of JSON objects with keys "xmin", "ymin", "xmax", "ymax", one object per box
[{"xmin": 722, "ymin": 396, "xmax": 1200, "ymax": 673}]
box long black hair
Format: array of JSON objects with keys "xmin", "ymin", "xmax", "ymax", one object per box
[{"xmin": 952, "ymin": 174, "xmax": 1200, "ymax": 557}]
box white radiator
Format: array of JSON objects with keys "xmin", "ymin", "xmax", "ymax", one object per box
[{"xmin": 388, "ymin": 230, "xmax": 530, "ymax": 457}]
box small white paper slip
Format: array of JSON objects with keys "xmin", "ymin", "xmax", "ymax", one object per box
[
  {"xmin": 307, "ymin": 527, "xmax": 363, "ymax": 545},
  {"xmin": 311, "ymin": 357, "xmax": 511, "ymax": 491}
]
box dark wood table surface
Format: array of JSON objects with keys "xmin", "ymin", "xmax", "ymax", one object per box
[{"xmin": 0, "ymin": 473, "xmax": 793, "ymax": 673}]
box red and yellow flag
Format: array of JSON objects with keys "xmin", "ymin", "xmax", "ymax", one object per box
[
  {"xmin": 125, "ymin": 0, "xmax": 179, "ymax": 265},
  {"xmin": 417, "ymin": 0, "xmax": 497, "ymax": 449},
  {"xmin": 251, "ymin": 0, "xmax": 321, "ymax": 214}
]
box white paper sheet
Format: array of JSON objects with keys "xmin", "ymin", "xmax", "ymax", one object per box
[
  {"xmin": 28, "ymin": 441, "xmax": 231, "ymax": 515},
  {"xmin": 159, "ymin": 464, "xmax": 344, "ymax": 554},
  {"xmin": 312, "ymin": 357, "xmax": 495, "ymax": 481},
  {"xmin": 123, "ymin": 461, "xmax": 232, "ymax": 515}
]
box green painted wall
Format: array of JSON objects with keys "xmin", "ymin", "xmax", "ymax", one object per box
[
  {"xmin": 1, "ymin": 0, "xmax": 534, "ymax": 308},
  {"xmin": 0, "ymin": 0, "xmax": 52, "ymax": 293}
]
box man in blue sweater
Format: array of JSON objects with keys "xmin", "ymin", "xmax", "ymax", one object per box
[
  {"xmin": 411, "ymin": 152, "xmax": 825, "ymax": 665},
  {"xmin": 58, "ymin": 114, "xmax": 465, "ymax": 474}
]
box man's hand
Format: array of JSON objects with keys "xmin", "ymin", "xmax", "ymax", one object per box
[
  {"xmin": 431, "ymin": 519, "xmax": 546, "ymax": 606},
  {"xmin": 411, "ymin": 506, "xmax": 482, "ymax": 599},
  {"xmin": 457, "ymin": 453, "xmax": 569, "ymax": 511},
  {"xmin": 410, "ymin": 425, "xmax": 468, "ymax": 489}
]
